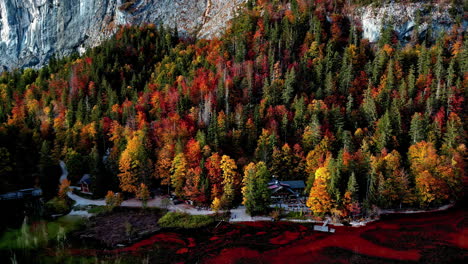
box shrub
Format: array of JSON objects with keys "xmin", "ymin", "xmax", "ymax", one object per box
[
  {"xmin": 44, "ymin": 197, "xmax": 70, "ymax": 215},
  {"xmin": 160, "ymin": 197, "xmax": 171, "ymax": 210},
  {"xmin": 285, "ymin": 211, "xmax": 308, "ymax": 220},
  {"xmin": 136, "ymin": 183, "xmax": 150, "ymax": 208},
  {"xmin": 87, "ymin": 205, "xmax": 107, "ymax": 215},
  {"xmin": 270, "ymin": 208, "xmax": 283, "ymax": 221},
  {"xmin": 158, "ymin": 212, "xmax": 215, "ymax": 229},
  {"xmin": 124, "ymin": 221, "xmax": 133, "ymax": 239},
  {"xmin": 105, "ymin": 191, "xmax": 123, "ymax": 211}
]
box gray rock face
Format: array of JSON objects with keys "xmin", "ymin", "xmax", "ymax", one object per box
[
  {"xmin": 1, "ymin": 1, "xmax": 465, "ymax": 70},
  {"xmin": 354, "ymin": 2, "xmax": 466, "ymax": 43},
  {"xmin": 0, "ymin": 0, "xmax": 246, "ymax": 70}
]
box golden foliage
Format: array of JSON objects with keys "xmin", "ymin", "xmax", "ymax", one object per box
[
  {"xmin": 118, "ymin": 150, "xmax": 138, "ymax": 193},
  {"xmin": 307, "ymin": 167, "xmax": 334, "ymax": 215},
  {"xmin": 58, "ymin": 179, "xmax": 71, "ymax": 199}
]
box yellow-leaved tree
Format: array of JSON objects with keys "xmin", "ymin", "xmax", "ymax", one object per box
[
  {"xmin": 220, "ymin": 155, "xmax": 238, "ymax": 208},
  {"xmin": 105, "ymin": 191, "xmax": 123, "ymax": 211},
  {"xmin": 305, "ymin": 137, "xmax": 331, "ymax": 193},
  {"xmin": 211, "ymin": 197, "xmax": 222, "ymax": 213},
  {"xmin": 118, "ymin": 130, "xmax": 151, "ymax": 194},
  {"xmin": 118, "ymin": 150, "xmax": 138, "ymax": 193},
  {"xmin": 136, "ymin": 183, "xmax": 150, "ymax": 208},
  {"xmin": 307, "ymin": 166, "xmax": 334, "ymax": 216},
  {"xmin": 408, "ymin": 141, "xmax": 454, "ymax": 206},
  {"xmin": 170, "ymin": 153, "xmax": 187, "ymax": 197},
  {"xmin": 242, "ymin": 162, "xmax": 257, "ymax": 206}
]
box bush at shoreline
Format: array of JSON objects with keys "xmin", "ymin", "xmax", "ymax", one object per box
[{"xmin": 158, "ymin": 212, "xmax": 216, "ymax": 229}]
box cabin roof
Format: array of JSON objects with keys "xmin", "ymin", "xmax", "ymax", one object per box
[
  {"xmin": 268, "ymin": 180, "xmax": 305, "ymax": 189},
  {"xmin": 78, "ymin": 174, "xmax": 92, "ymax": 185},
  {"xmin": 281, "ymin": 180, "xmax": 305, "ymax": 189},
  {"xmin": 268, "ymin": 179, "xmax": 305, "ymax": 197}
]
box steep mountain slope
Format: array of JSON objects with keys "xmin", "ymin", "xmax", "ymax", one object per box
[
  {"xmin": 0, "ymin": 0, "xmax": 465, "ymax": 215},
  {"xmin": 0, "ymin": 1, "xmax": 465, "ymax": 70},
  {"xmin": 0, "ymin": 0, "xmax": 246, "ymax": 70},
  {"xmin": 354, "ymin": 2, "xmax": 467, "ymax": 43}
]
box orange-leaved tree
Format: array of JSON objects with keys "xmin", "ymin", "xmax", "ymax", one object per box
[
  {"xmin": 183, "ymin": 167, "xmax": 206, "ymax": 204},
  {"xmin": 306, "ymin": 166, "xmax": 334, "ymax": 216},
  {"xmin": 305, "ymin": 137, "xmax": 332, "ymax": 193},
  {"xmin": 206, "ymin": 152, "xmax": 223, "ymax": 200},
  {"xmin": 136, "ymin": 183, "xmax": 150, "ymax": 208},
  {"xmin": 154, "ymin": 144, "xmax": 174, "ymax": 189},
  {"xmin": 307, "ymin": 166, "xmax": 334, "ymax": 216},
  {"xmin": 408, "ymin": 141, "xmax": 452, "ymax": 206},
  {"xmin": 118, "ymin": 150, "xmax": 138, "ymax": 193},
  {"xmin": 58, "ymin": 179, "xmax": 71, "ymax": 199},
  {"xmin": 118, "ymin": 130, "xmax": 151, "ymax": 194}
]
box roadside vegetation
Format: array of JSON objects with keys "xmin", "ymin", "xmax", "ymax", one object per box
[
  {"xmin": 0, "ymin": 0, "xmax": 465, "ymax": 223},
  {"xmin": 0, "ymin": 216, "xmax": 84, "ymax": 250},
  {"xmin": 157, "ymin": 212, "xmax": 227, "ymax": 229}
]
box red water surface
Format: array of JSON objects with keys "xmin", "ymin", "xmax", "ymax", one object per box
[
  {"xmin": 204, "ymin": 207, "xmax": 466, "ymax": 264},
  {"xmin": 69, "ymin": 206, "xmax": 467, "ymax": 263}
]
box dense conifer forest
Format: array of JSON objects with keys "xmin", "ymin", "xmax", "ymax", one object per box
[{"xmin": 0, "ymin": 0, "xmax": 465, "ymax": 218}]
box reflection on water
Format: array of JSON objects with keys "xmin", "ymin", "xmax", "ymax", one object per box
[{"xmin": 1, "ymin": 206, "xmax": 466, "ymax": 263}]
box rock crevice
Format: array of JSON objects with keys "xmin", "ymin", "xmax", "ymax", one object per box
[{"xmin": 0, "ymin": 0, "xmax": 247, "ymax": 70}]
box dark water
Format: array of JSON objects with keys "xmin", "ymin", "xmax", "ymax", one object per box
[
  {"xmin": 1, "ymin": 198, "xmax": 466, "ymax": 263},
  {"xmin": 0, "ymin": 198, "xmax": 43, "ymax": 232},
  {"xmin": 61, "ymin": 206, "xmax": 467, "ymax": 264}
]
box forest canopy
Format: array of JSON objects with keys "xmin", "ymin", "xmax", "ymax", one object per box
[{"xmin": 0, "ymin": 0, "xmax": 465, "ymax": 217}]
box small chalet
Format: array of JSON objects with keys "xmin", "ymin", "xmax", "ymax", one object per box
[
  {"xmin": 78, "ymin": 174, "xmax": 92, "ymax": 193},
  {"xmin": 268, "ymin": 178, "xmax": 305, "ymax": 201}
]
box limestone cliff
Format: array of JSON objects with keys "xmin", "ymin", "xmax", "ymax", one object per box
[
  {"xmin": 0, "ymin": 0, "xmax": 246, "ymax": 70},
  {"xmin": 354, "ymin": 2, "xmax": 466, "ymax": 43},
  {"xmin": 0, "ymin": 1, "xmax": 465, "ymax": 70}
]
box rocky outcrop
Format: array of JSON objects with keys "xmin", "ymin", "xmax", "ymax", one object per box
[
  {"xmin": 0, "ymin": 0, "xmax": 246, "ymax": 70},
  {"xmin": 1, "ymin": 1, "xmax": 465, "ymax": 70},
  {"xmin": 353, "ymin": 2, "xmax": 466, "ymax": 43}
]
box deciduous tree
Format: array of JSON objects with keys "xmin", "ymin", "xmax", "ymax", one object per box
[
  {"xmin": 242, "ymin": 162, "xmax": 271, "ymax": 215},
  {"xmin": 170, "ymin": 153, "xmax": 188, "ymax": 197},
  {"xmin": 220, "ymin": 155, "xmax": 238, "ymax": 208},
  {"xmin": 307, "ymin": 166, "xmax": 334, "ymax": 216},
  {"xmin": 136, "ymin": 183, "xmax": 150, "ymax": 208}
]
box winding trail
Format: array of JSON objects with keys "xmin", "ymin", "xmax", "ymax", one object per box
[
  {"xmin": 59, "ymin": 160, "xmax": 267, "ymax": 221},
  {"xmin": 66, "ymin": 188, "xmax": 267, "ymax": 222},
  {"xmin": 59, "ymin": 160, "xmax": 68, "ymax": 183},
  {"xmin": 60, "ymin": 161, "xmax": 459, "ymax": 224}
]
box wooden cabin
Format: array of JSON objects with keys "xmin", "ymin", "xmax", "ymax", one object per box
[
  {"xmin": 78, "ymin": 174, "xmax": 92, "ymax": 193},
  {"xmin": 268, "ymin": 179, "xmax": 305, "ymax": 202}
]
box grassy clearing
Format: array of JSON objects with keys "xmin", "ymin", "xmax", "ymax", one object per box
[
  {"xmin": 86, "ymin": 205, "xmax": 108, "ymax": 215},
  {"xmin": 0, "ymin": 216, "xmax": 84, "ymax": 250},
  {"xmin": 284, "ymin": 211, "xmax": 309, "ymax": 220},
  {"xmin": 44, "ymin": 197, "xmax": 73, "ymax": 215},
  {"xmin": 158, "ymin": 212, "xmax": 217, "ymax": 229}
]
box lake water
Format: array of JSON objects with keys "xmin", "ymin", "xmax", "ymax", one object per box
[{"xmin": 1, "ymin": 205, "xmax": 466, "ymax": 263}]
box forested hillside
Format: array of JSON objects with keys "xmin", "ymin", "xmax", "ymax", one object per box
[{"xmin": 0, "ymin": 0, "xmax": 465, "ymax": 218}]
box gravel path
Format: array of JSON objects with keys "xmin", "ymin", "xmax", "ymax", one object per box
[
  {"xmin": 66, "ymin": 191, "xmax": 260, "ymax": 221},
  {"xmin": 61, "ymin": 161, "xmax": 454, "ymax": 224},
  {"xmin": 59, "ymin": 160, "xmax": 259, "ymax": 220},
  {"xmin": 59, "ymin": 160, "xmax": 68, "ymax": 183}
]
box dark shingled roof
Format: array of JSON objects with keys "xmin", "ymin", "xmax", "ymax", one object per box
[
  {"xmin": 281, "ymin": 180, "xmax": 305, "ymax": 189},
  {"xmin": 78, "ymin": 174, "xmax": 92, "ymax": 185},
  {"xmin": 268, "ymin": 179, "xmax": 305, "ymax": 197}
]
